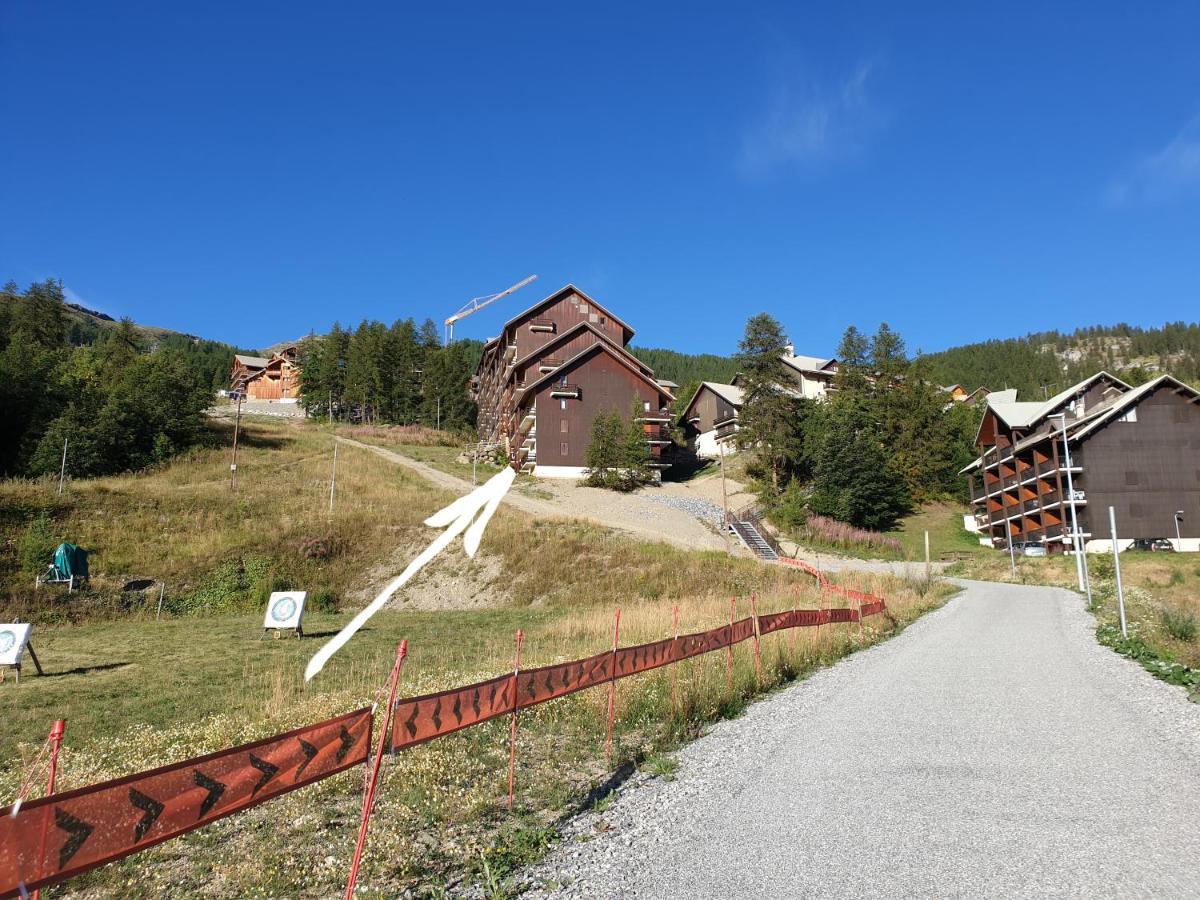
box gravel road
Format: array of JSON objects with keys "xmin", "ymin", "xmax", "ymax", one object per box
[{"xmin": 520, "ymin": 580, "xmax": 1200, "ymax": 898}]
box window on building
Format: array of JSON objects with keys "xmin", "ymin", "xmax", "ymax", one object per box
[
  {"xmin": 560, "ymin": 399, "xmax": 567, "ymax": 410},
  {"xmin": 643, "ymin": 400, "xmax": 651, "ymax": 411},
  {"xmin": 1125, "ymin": 471, "xmax": 1139, "ymax": 486},
  {"xmin": 560, "ymin": 419, "xmax": 568, "ymax": 433},
  {"xmin": 560, "ymin": 442, "xmax": 569, "ymax": 456},
  {"xmin": 1117, "ymin": 408, "xmax": 1137, "ymax": 423}
]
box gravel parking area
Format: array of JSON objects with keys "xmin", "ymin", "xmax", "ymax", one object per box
[{"xmin": 518, "ymin": 580, "xmax": 1200, "ymax": 898}]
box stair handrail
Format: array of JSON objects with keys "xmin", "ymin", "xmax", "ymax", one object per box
[{"xmin": 725, "ymin": 501, "xmax": 788, "ymax": 559}]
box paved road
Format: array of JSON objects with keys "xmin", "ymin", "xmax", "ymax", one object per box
[{"xmin": 522, "ymin": 581, "xmax": 1200, "ymax": 898}]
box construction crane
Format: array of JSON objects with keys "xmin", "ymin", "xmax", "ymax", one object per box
[{"xmin": 444, "ymin": 275, "xmax": 538, "ymax": 344}]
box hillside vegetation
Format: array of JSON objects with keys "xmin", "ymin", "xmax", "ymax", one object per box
[
  {"xmin": 920, "ymin": 321, "xmax": 1200, "ymax": 395},
  {"xmin": 0, "ymin": 281, "xmax": 219, "ymax": 478},
  {"xmin": 0, "ymin": 415, "xmax": 954, "ymax": 896}
]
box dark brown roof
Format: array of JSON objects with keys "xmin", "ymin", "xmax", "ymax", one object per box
[
  {"xmin": 501, "ymin": 284, "xmax": 635, "ymax": 342},
  {"xmin": 510, "ymin": 321, "xmax": 654, "ymax": 376},
  {"xmin": 518, "ymin": 341, "xmax": 674, "ymax": 404}
]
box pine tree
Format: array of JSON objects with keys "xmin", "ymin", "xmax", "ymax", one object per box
[
  {"xmin": 736, "ymin": 313, "xmax": 802, "ymax": 493},
  {"xmin": 584, "ymin": 410, "xmax": 624, "ymax": 489}
]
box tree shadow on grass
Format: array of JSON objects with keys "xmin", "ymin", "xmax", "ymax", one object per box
[{"xmin": 45, "ymin": 662, "xmax": 133, "ymax": 678}]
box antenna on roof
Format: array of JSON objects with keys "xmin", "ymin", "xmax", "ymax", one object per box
[{"xmin": 444, "ymin": 275, "xmax": 538, "ymax": 345}]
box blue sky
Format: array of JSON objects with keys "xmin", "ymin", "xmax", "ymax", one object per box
[{"xmin": 3, "ymin": 2, "xmax": 1199, "ymax": 355}]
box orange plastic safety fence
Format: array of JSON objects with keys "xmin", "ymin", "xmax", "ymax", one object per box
[{"xmin": 0, "ymin": 708, "xmax": 372, "ymax": 900}]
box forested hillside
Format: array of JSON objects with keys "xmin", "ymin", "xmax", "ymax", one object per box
[
  {"xmin": 0, "ymin": 280, "xmax": 215, "ymax": 477},
  {"xmin": 920, "ymin": 321, "xmax": 1200, "ymax": 396},
  {"xmin": 630, "ymin": 346, "xmax": 739, "ymax": 386},
  {"xmin": 297, "ymin": 319, "xmax": 476, "ymax": 430}
]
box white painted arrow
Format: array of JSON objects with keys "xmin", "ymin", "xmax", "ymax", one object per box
[{"xmin": 304, "ymin": 465, "xmax": 516, "ymax": 682}]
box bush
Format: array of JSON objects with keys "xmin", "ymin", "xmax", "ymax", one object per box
[
  {"xmin": 19, "ymin": 511, "xmax": 58, "ymax": 574},
  {"xmin": 309, "ymin": 588, "xmax": 338, "ymax": 613},
  {"xmin": 168, "ymin": 555, "xmax": 277, "ymax": 615},
  {"xmin": 1162, "ymin": 608, "xmax": 1197, "ymax": 642}
]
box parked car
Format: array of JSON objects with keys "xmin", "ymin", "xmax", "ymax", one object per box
[
  {"xmin": 1012, "ymin": 541, "xmax": 1047, "ymax": 557},
  {"xmin": 1128, "ymin": 537, "xmax": 1175, "ymax": 552}
]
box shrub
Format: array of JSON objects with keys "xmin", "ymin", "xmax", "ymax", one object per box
[
  {"xmin": 1161, "ymin": 608, "xmax": 1198, "ymax": 642},
  {"xmin": 298, "ymin": 533, "xmax": 339, "ymax": 560},
  {"xmin": 785, "ymin": 511, "xmax": 903, "ymax": 556},
  {"xmin": 169, "ymin": 555, "xmax": 276, "ymax": 615},
  {"xmin": 19, "ymin": 511, "xmax": 58, "ymax": 574},
  {"xmin": 308, "ymin": 588, "xmax": 338, "ymax": 613}
]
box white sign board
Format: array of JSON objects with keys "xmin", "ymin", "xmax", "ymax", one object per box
[
  {"xmin": 264, "ymin": 592, "xmax": 306, "ymax": 631},
  {"xmin": 0, "ymin": 624, "xmax": 33, "ymax": 667}
]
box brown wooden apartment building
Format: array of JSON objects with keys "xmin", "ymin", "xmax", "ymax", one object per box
[
  {"xmin": 470, "ymin": 285, "xmax": 675, "ymax": 477},
  {"xmin": 229, "ymin": 346, "xmax": 300, "ymax": 401},
  {"xmin": 963, "ymin": 371, "xmax": 1200, "ymax": 552}
]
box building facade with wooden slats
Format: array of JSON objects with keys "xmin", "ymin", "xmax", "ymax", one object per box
[
  {"xmin": 962, "ymin": 372, "xmax": 1200, "ymax": 552},
  {"xmin": 678, "ymin": 350, "xmax": 838, "ymax": 459},
  {"xmin": 228, "ymin": 346, "xmax": 300, "ymax": 401},
  {"xmin": 471, "ymin": 285, "xmax": 675, "ymax": 477}
]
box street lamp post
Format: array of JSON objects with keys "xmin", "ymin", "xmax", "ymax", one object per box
[
  {"xmin": 1176, "ymin": 510, "xmax": 1185, "ymax": 550},
  {"xmin": 1049, "ymin": 413, "xmax": 1086, "ymax": 592}
]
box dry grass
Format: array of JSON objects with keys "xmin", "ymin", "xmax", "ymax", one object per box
[
  {"xmin": 0, "ymin": 418, "xmax": 956, "ymax": 897},
  {"xmin": 1, "ymin": 573, "xmax": 948, "ymax": 898}
]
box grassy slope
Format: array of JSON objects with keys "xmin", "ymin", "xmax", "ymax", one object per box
[{"xmin": 0, "ymin": 418, "xmax": 956, "ymax": 897}]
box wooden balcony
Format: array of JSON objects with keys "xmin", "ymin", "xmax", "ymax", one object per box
[
  {"xmin": 550, "ymin": 383, "xmax": 581, "ymax": 399},
  {"xmin": 714, "ymin": 421, "xmax": 738, "ymax": 440},
  {"xmin": 529, "ymin": 318, "xmax": 556, "ymax": 333},
  {"xmin": 637, "ymin": 409, "xmax": 672, "ymax": 423},
  {"xmin": 538, "ymin": 358, "xmax": 563, "ymax": 373}
]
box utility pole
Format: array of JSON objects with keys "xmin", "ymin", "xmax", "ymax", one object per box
[
  {"xmin": 230, "ymin": 387, "xmax": 244, "ymax": 491},
  {"xmin": 1175, "ymin": 510, "xmax": 1185, "ymax": 550},
  {"xmin": 1050, "ymin": 413, "xmax": 1086, "ymax": 592},
  {"xmin": 1007, "ymin": 521, "xmax": 1017, "ymax": 579},
  {"xmin": 718, "ymin": 441, "xmax": 730, "ymax": 528},
  {"xmin": 57, "ymin": 439, "xmax": 68, "ymax": 496},
  {"xmin": 329, "ymin": 440, "xmax": 339, "ymax": 514}
]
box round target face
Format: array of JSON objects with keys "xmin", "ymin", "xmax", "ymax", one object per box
[
  {"xmin": 270, "ymin": 596, "xmax": 298, "ymax": 624},
  {"xmin": 0, "ymin": 631, "xmax": 14, "ymax": 654}
]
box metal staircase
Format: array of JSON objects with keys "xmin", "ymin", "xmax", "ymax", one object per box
[
  {"xmin": 729, "ymin": 519, "xmax": 779, "ymax": 561},
  {"xmin": 726, "ymin": 502, "xmax": 784, "ymax": 562}
]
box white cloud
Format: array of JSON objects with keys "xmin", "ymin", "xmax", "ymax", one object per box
[
  {"xmin": 738, "ymin": 59, "xmax": 884, "ymax": 178},
  {"xmin": 1106, "ymin": 115, "xmax": 1200, "ymax": 206}
]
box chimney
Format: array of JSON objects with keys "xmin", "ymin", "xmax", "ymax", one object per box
[{"xmin": 784, "ymin": 341, "xmax": 795, "ymax": 358}]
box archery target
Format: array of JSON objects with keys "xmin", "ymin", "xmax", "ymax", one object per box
[
  {"xmin": 0, "ymin": 623, "xmax": 32, "ymax": 667},
  {"xmin": 264, "ymin": 592, "xmax": 306, "ymax": 630}
]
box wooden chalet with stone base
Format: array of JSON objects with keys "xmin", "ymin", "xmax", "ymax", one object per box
[
  {"xmin": 962, "ymin": 372, "xmax": 1200, "ymax": 553},
  {"xmin": 229, "ymin": 346, "xmax": 300, "ymax": 401},
  {"xmin": 470, "ymin": 285, "xmax": 675, "ymax": 477}
]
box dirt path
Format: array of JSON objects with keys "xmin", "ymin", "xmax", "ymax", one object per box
[{"xmin": 336, "ymin": 438, "xmax": 728, "ymax": 552}]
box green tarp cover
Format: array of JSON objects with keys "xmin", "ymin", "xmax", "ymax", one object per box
[{"xmin": 51, "ymin": 543, "xmax": 88, "ymax": 579}]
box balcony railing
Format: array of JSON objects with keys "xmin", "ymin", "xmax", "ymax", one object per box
[
  {"xmin": 550, "ymin": 383, "xmax": 581, "ymax": 398},
  {"xmin": 637, "ymin": 409, "xmax": 672, "ymax": 423},
  {"xmin": 538, "ymin": 358, "xmax": 563, "ymax": 372},
  {"xmin": 529, "ymin": 318, "xmax": 556, "ymax": 333},
  {"xmin": 714, "ymin": 422, "xmax": 738, "ymax": 440}
]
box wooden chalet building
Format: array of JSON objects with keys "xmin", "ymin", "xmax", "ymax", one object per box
[
  {"xmin": 229, "ymin": 346, "xmax": 300, "ymax": 401},
  {"xmin": 679, "ymin": 350, "xmax": 838, "ymax": 458},
  {"xmin": 471, "ymin": 285, "xmax": 675, "ymax": 477},
  {"xmin": 963, "ymin": 372, "xmax": 1200, "ymax": 552}
]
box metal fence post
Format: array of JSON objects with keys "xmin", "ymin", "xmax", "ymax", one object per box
[{"xmin": 1108, "ymin": 506, "xmax": 1128, "ymax": 638}]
